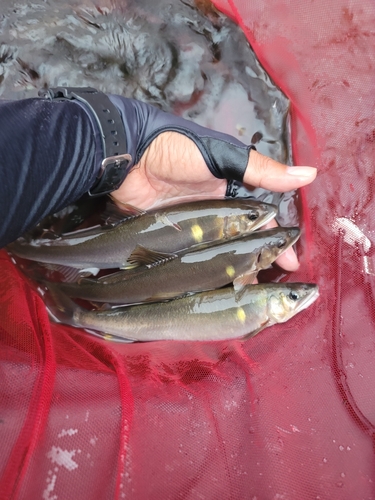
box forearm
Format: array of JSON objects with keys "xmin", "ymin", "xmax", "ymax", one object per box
[{"xmin": 0, "ymin": 98, "xmax": 100, "ymax": 247}]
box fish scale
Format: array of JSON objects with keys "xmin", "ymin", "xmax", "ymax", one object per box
[
  {"xmin": 45, "ymin": 282, "xmax": 320, "ymax": 342},
  {"xmin": 54, "ymin": 227, "xmax": 300, "ymax": 305},
  {"xmin": 8, "ymin": 199, "xmax": 277, "ymax": 269}
]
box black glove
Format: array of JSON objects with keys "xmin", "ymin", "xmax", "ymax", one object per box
[
  {"xmin": 109, "ymin": 94, "xmax": 255, "ymax": 183},
  {"xmin": 43, "ymin": 87, "xmax": 255, "ymax": 196}
]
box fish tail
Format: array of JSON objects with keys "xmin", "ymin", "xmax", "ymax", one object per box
[{"xmin": 41, "ymin": 282, "xmax": 82, "ymax": 327}]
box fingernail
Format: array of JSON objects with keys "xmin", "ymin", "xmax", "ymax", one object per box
[
  {"xmin": 283, "ymin": 247, "xmax": 300, "ymax": 269},
  {"xmin": 286, "ymin": 166, "xmax": 317, "ymax": 177}
]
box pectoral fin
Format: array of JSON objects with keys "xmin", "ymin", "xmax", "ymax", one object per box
[
  {"xmin": 155, "ymin": 214, "xmax": 182, "ymax": 231},
  {"xmin": 242, "ymin": 319, "xmax": 271, "ymax": 339},
  {"xmin": 125, "ymin": 245, "xmax": 178, "ymax": 268},
  {"xmin": 233, "ymin": 270, "xmax": 258, "ymax": 296}
]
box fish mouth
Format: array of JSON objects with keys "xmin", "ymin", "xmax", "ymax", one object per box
[
  {"xmin": 252, "ymin": 204, "xmax": 278, "ymax": 231},
  {"xmin": 279, "ymin": 227, "xmax": 300, "ymax": 254},
  {"xmin": 295, "ymin": 285, "xmax": 320, "ymax": 314},
  {"xmin": 287, "ymin": 227, "xmax": 301, "ymax": 246}
]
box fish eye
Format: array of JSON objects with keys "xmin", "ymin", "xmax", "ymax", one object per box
[
  {"xmin": 277, "ymin": 238, "xmax": 287, "ymax": 248},
  {"xmin": 288, "ymin": 291, "xmax": 299, "ymax": 301},
  {"xmin": 248, "ymin": 210, "xmax": 259, "ymax": 221}
]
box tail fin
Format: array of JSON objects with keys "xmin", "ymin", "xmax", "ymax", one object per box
[
  {"xmin": 40, "ymin": 283, "xmax": 134, "ymax": 343},
  {"xmin": 40, "ymin": 282, "xmax": 81, "ymax": 327}
]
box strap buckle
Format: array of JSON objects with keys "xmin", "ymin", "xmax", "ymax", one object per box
[
  {"xmin": 40, "ymin": 87, "xmax": 132, "ymax": 196},
  {"xmin": 88, "ymin": 153, "xmax": 132, "ymax": 196}
]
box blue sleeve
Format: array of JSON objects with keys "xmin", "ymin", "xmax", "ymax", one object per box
[{"xmin": 0, "ymin": 98, "xmax": 101, "ymax": 248}]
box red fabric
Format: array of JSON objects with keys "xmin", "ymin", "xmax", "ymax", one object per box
[{"xmin": 1, "ymin": 0, "xmax": 375, "ymax": 498}]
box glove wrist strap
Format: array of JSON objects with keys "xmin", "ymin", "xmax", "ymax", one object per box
[{"xmin": 40, "ymin": 87, "xmax": 132, "ymax": 196}]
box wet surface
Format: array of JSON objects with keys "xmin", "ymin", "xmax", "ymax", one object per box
[
  {"xmin": 2, "ymin": 0, "xmax": 297, "ymax": 281},
  {"xmin": 0, "ymin": 0, "xmax": 291, "ymax": 167}
]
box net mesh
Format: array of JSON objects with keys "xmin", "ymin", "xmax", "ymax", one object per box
[{"xmin": 1, "ymin": 0, "xmax": 375, "ymax": 498}]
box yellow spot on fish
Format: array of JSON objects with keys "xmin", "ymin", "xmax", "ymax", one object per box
[
  {"xmin": 104, "ymin": 334, "xmax": 113, "ymax": 340},
  {"xmin": 236, "ymin": 307, "xmax": 246, "ymax": 324},
  {"xmin": 191, "ymin": 224, "xmax": 203, "ymax": 242},
  {"xmin": 226, "ymin": 265, "xmax": 236, "ymax": 278}
]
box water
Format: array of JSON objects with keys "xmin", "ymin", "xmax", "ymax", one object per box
[
  {"xmin": 2, "ymin": 0, "xmax": 297, "ymax": 239},
  {"xmin": 0, "ymin": 0, "xmax": 291, "ymax": 164}
]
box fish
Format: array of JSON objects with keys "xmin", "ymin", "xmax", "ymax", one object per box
[
  {"xmin": 20, "ymin": 195, "xmax": 107, "ymax": 240},
  {"xmin": 52, "ymin": 227, "xmax": 300, "ymax": 305},
  {"xmin": 43, "ymin": 282, "xmax": 319, "ymax": 342},
  {"xmin": 7, "ymin": 199, "xmax": 277, "ymax": 270}
]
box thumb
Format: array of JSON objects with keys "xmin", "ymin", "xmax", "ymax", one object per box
[{"xmin": 244, "ymin": 150, "xmax": 317, "ymax": 191}]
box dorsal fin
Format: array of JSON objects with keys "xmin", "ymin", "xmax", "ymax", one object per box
[
  {"xmin": 60, "ymin": 202, "xmax": 146, "ymax": 237},
  {"xmin": 104, "ymin": 197, "xmax": 146, "ymax": 226},
  {"xmin": 43, "ymin": 264, "xmax": 99, "ymax": 282},
  {"xmin": 125, "ymin": 245, "xmax": 178, "ymax": 268}
]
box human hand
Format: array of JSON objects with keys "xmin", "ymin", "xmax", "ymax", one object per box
[
  {"xmin": 111, "ymin": 131, "xmax": 316, "ymax": 272},
  {"xmin": 107, "ymin": 95, "xmax": 317, "ymax": 273}
]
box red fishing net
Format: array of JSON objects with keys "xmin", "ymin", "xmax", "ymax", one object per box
[{"xmin": 1, "ymin": 0, "xmax": 375, "ymax": 498}]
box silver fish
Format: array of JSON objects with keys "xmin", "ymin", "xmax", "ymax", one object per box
[
  {"xmin": 44, "ymin": 282, "xmax": 319, "ymax": 342},
  {"xmin": 54, "ymin": 227, "xmax": 300, "ymax": 305},
  {"xmin": 8, "ymin": 199, "xmax": 277, "ymax": 270}
]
